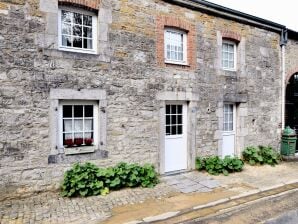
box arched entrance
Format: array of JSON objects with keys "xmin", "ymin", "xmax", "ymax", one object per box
[{"xmin": 285, "ymin": 73, "xmax": 298, "ymax": 153}]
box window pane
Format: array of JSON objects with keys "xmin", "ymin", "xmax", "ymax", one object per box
[
  {"xmin": 178, "ymin": 52, "xmax": 183, "ymax": 61},
  {"xmin": 85, "ymin": 105, "xmax": 93, "ymax": 117},
  {"xmin": 223, "ymin": 123, "xmax": 228, "ymax": 131},
  {"xmin": 64, "ymin": 133, "xmax": 72, "ymax": 142},
  {"xmin": 83, "ymin": 15, "xmax": 92, "ymax": 26},
  {"xmin": 62, "ymin": 35, "xmax": 72, "ymax": 47},
  {"xmin": 83, "ymin": 39, "xmax": 93, "ymax": 49},
  {"xmin": 223, "ymin": 52, "xmax": 228, "ymax": 60},
  {"xmin": 74, "ymin": 105, "xmax": 83, "ymax": 117},
  {"xmin": 229, "ymin": 53, "xmax": 234, "ymax": 60},
  {"xmin": 167, "ymin": 50, "xmax": 171, "ymax": 59},
  {"xmin": 63, "ymin": 120, "xmax": 72, "ymax": 132},
  {"xmin": 172, "ymin": 105, "xmax": 176, "ymax": 114},
  {"xmin": 62, "ymin": 10, "xmax": 71, "ymax": 23},
  {"xmin": 74, "ymin": 119, "xmax": 83, "ymax": 132},
  {"xmin": 172, "ymin": 125, "xmax": 177, "ymax": 135},
  {"xmin": 229, "ymin": 114, "xmax": 233, "ymax": 122},
  {"xmin": 177, "ymin": 105, "xmax": 182, "ymax": 114},
  {"xmin": 84, "ymin": 132, "xmax": 93, "ymax": 139},
  {"xmin": 73, "ymin": 25, "xmax": 82, "ymax": 37},
  {"xmin": 74, "ymin": 12, "xmax": 82, "ymax": 25},
  {"xmin": 171, "ymin": 115, "xmax": 176, "ymax": 124},
  {"xmin": 223, "ymin": 43, "xmax": 228, "ymax": 51},
  {"xmin": 228, "ymin": 44, "xmax": 234, "ymax": 52},
  {"xmin": 177, "ymin": 125, "xmax": 183, "ymax": 134},
  {"xmin": 229, "ymin": 61, "xmax": 234, "ymax": 68},
  {"xmin": 166, "ymin": 105, "xmax": 171, "ymax": 114},
  {"xmin": 83, "ymin": 27, "xmax": 92, "ymax": 38},
  {"xmin": 229, "ymin": 123, "xmax": 233, "ymax": 131},
  {"xmin": 85, "ymin": 119, "xmax": 93, "ymax": 131},
  {"xmin": 178, "ymin": 115, "xmax": 182, "ymax": 124},
  {"xmin": 166, "ymin": 115, "xmax": 170, "ymax": 125},
  {"xmin": 166, "ymin": 126, "xmax": 171, "ymax": 135},
  {"xmin": 73, "ymin": 37, "xmax": 82, "ymax": 48},
  {"xmin": 62, "ymin": 23, "xmax": 71, "ymax": 35},
  {"xmin": 224, "ymin": 114, "xmax": 229, "ymax": 123},
  {"xmin": 223, "ymin": 60, "xmax": 228, "ymax": 68},
  {"xmin": 74, "ymin": 133, "xmax": 83, "ymax": 140},
  {"xmin": 63, "ymin": 105, "xmax": 72, "ymax": 117}
]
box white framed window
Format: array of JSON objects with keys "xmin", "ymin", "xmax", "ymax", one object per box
[
  {"xmin": 58, "ymin": 7, "xmax": 98, "ymax": 54},
  {"xmin": 222, "ymin": 40, "xmax": 236, "ymax": 71},
  {"xmin": 165, "ymin": 104, "xmax": 183, "ymax": 136},
  {"xmin": 223, "ymin": 104, "xmax": 235, "ymax": 131},
  {"xmin": 164, "ymin": 28, "xmax": 187, "ymax": 65},
  {"xmin": 58, "ymin": 100, "xmax": 99, "ymax": 154}
]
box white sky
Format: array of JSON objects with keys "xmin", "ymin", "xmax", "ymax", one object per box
[{"xmin": 206, "ymin": 0, "xmax": 298, "ymax": 31}]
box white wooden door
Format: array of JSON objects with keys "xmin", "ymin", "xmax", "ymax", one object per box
[
  {"xmin": 165, "ymin": 103, "xmax": 188, "ymax": 173},
  {"xmin": 222, "ymin": 104, "xmax": 236, "ymax": 157}
]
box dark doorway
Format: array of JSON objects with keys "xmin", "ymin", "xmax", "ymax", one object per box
[{"xmin": 285, "ymin": 73, "xmax": 298, "ymax": 153}]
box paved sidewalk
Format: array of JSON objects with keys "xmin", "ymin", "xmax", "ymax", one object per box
[{"xmin": 1, "ymin": 162, "xmax": 298, "ymax": 224}]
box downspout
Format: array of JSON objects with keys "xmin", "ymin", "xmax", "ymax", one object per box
[{"xmin": 280, "ymin": 28, "xmax": 288, "ymax": 130}]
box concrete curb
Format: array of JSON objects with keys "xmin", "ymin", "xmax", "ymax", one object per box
[{"xmin": 125, "ymin": 181, "xmax": 298, "ymax": 224}]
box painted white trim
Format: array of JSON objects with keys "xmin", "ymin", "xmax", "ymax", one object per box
[
  {"xmin": 222, "ymin": 103, "xmax": 236, "ymax": 157},
  {"xmin": 164, "ymin": 102, "xmax": 188, "ymax": 173},
  {"xmin": 222, "ymin": 40, "xmax": 237, "ymax": 71},
  {"xmin": 58, "ymin": 7, "xmax": 98, "ymax": 54},
  {"xmin": 164, "ymin": 28, "xmax": 188, "ymax": 65},
  {"xmin": 58, "ymin": 100, "xmax": 99, "ymax": 150}
]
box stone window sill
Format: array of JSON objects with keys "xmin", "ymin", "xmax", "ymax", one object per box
[{"xmin": 64, "ymin": 146, "xmax": 96, "ymax": 155}]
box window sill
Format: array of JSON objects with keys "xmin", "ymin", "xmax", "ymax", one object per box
[
  {"xmin": 165, "ymin": 60, "xmax": 189, "ymax": 66},
  {"xmin": 64, "ymin": 146, "xmax": 96, "ymax": 155},
  {"xmin": 222, "ymin": 68, "xmax": 237, "ymax": 72},
  {"xmin": 58, "ymin": 47, "xmax": 97, "ymax": 55}
]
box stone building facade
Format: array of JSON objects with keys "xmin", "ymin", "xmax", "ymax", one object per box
[{"xmin": 0, "ymin": 0, "xmax": 296, "ymax": 198}]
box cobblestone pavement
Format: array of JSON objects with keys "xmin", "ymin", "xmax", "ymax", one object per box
[
  {"xmin": 0, "ymin": 182, "xmax": 178, "ymax": 224},
  {"xmin": 0, "ymin": 172, "xmax": 221, "ymax": 224}
]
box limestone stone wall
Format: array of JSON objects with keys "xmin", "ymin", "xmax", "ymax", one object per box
[{"xmin": 0, "ymin": 0, "xmax": 283, "ymax": 199}]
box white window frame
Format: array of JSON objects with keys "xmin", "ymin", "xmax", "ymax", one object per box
[
  {"xmin": 164, "ymin": 28, "xmax": 188, "ymax": 65},
  {"xmin": 58, "ymin": 6, "xmax": 98, "ymax": 54},
  {"xmin": 58, "ymin": 100, "xmax": 99, "ymax": 154},
  {"xmin": 222, "ymin": 40, "xmax": 237, "ymax": 71},
  {"xmin": 223, "ymin": 103, "xmax": 236, "ymax": 132}
]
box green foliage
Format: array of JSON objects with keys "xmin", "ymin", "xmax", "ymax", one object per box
[
  {"xmin": 242, "ymin": 145, "xmax": 281, "ymax": 166},
  {"xmin": 61, "ymin": 162, "xmax": 159, "ymax": 197},
  {"xmin": 195, "ymin": 156, "xmax": 244, "ymax": 176}
]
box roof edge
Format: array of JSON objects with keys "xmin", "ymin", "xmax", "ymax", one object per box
[{"xmin": 163, "ymin": 0, "xmax": 286, "ymax": 32}]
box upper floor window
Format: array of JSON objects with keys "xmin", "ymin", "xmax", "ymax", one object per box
[
  {"xmin": 164, "ymin": 28, "xmax": 187, "ymax": 65},
  {"xmin": 222, "ymin": 40, "xmax": 236, "ymax": 71},
  {"xmin": 58, "ymin": 7, "xmax": 98, "ymax": 54}
]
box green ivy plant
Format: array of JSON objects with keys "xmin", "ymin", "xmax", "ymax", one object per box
[
  {"xmin": 196, "ymin": 156, "xmax": 244, "ymax": 176},
  {"xmin": 61, "ymin": 162, "xmax": 159, "ymax": 197},
  {"xmin": 242, "ymin": 145, "xmax": 281, "ymax": 166}
]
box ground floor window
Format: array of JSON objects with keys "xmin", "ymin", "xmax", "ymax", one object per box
[{"xmin": 59, "ymin": 100, "xmax": 98, "ymax": 149}]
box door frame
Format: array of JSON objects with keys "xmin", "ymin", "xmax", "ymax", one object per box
[
  {"xmin": 157, "ymin": 91, "xmax": 199, "ymax": 175},
  {"xmin": 222, "ymin": 103, "xmax": 236, "ymax": 157},
  {"xmin": 164, "ymin": 102, "xmax": 188, "ymax": 173}
]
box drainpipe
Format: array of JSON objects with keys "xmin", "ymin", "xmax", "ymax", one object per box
[{"xmin": 280, "ymin": 28, "xmax": 288, "ymax": 130}]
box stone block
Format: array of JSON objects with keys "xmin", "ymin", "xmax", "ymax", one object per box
[{"xmin": 40, "ymin": 0, "xmax": 57, "ymax": 13}]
